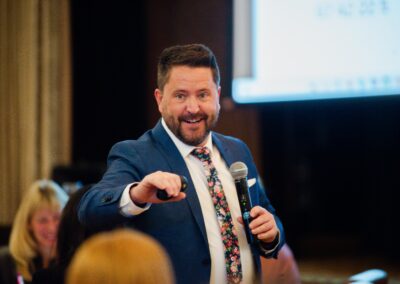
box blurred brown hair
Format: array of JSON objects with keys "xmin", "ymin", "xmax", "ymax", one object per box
[{"xmin": 66, "ymin": 228, "xmax": 174, "ymax": 284}]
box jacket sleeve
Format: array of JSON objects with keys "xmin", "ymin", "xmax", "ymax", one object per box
[
  {"xmin": 256, "ymin": 180, "xmax": 286, "ymax": 259},
  {"xmin": 77, "ymin": 141, "xmax": 146, "ymax": 230}
]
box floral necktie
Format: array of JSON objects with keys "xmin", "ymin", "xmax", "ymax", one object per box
[{"xmin": 192, "ymin": 147, "xmax": 242, "ymax": 284}]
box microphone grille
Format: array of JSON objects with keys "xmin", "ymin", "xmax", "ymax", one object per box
[{"xmin": 229, "ymin": 161, "xmax": 248, "ymax": 180}]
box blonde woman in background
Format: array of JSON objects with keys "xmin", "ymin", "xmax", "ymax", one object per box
[
  {"xmin": 66, "ymin": 228, "xmax": 174, "ymax": 284},
  {"xmin": 0, "ymin": 180, "xmax": 68, "ymax": 284}
]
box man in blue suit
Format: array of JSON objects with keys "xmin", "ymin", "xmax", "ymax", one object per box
[{"xmin": 78, "ymin": 44, "xmax": 285, "ymax": 284}]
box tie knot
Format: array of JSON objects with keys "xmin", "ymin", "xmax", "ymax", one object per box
[{"xmin": 191, "ymin": 147, "xmax": 211, "ymax": 162}]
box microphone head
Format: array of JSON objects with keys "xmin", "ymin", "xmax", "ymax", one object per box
[{"xmin": 229, "ymin": 161, "xmax": 248, "ymax": 180}]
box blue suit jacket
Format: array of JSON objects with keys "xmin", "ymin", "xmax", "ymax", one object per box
[{"xmin": 78, "ymin": 121, "xmax": 285, "ymax": 284}]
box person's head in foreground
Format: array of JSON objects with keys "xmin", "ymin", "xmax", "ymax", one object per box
[{"xmin": 66, "ymin": 228, "xmax": 175, "ymax": 284}]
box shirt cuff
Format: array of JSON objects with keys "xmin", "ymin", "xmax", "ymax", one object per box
[
  {"xmin": 119, "ymin": 183, "xmax": 151, "ymax": 217},
  {"xmin": 260, "ymin": 230, "xmax": 281, "ymax": 254}
]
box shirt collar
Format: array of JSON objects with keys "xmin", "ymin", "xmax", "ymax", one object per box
[{"xmin": 161, "ymin": 118, "xmax": 213, "ymax": 158}]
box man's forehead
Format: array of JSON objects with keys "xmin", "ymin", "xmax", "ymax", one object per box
[{"xmin": 169, "ymin": 65, "xmax": 212, "ymax": 75}]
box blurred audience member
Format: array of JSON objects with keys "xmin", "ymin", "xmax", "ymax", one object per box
[
  {"xmin": 0, "ymin": 180, "xmax": 68, "ymax": 284},
  {"xmin": 66, "ymin": 228, "xmax": 174, "ymax": 284},
  {"xmin": 32, "ymin": 185, "xmax": 94, "ymax": 284},
  {"xmin": 261, "ymin": 243, "xmax": 301, "ymax": 284}
]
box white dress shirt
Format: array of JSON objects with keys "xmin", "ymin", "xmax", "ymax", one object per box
[{"xmin": 120, "ymin": 119, "xmax": 255, "ymax": 284}]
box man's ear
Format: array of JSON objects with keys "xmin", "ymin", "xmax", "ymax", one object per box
[
  {"xmin": 154, "ymin": 89, "xmax": 163, "ymax": 112},
  {"xmin": 217, "ymin": 86, "xmax": 222, "ymax": 112}
]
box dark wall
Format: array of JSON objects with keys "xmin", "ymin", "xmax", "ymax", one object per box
[
  {"xmin": 261, "ymin": 97, "xmax": 400, "ymax": 258},
  {"xmin": 71, "ymin": 0, "xmax": 147, "ymax": 164}
]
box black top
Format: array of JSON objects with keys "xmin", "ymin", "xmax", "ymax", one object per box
[
  {"xmin": 0, "ymin": 246, "xmax": 17, "ymax": 284},
  {"xmin": 0, "ymin": 246, "xmax": 54, "ymax": 284},
  {"xmin": 32, "ymin": 264, "xmax": 66, "ymax": 284}
]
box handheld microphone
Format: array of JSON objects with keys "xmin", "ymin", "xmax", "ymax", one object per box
[
  {"xmin": 156, "ymin": 175, "xmax": 188, "ymax": 201},
  {"xmin": 229, "ymin": 161, "xmax": 257, "ymax": 244}
]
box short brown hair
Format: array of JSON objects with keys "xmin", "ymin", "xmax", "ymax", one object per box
[{"xmin": 157, "ymin": 43, "xmax": 220, "ymax": 90}]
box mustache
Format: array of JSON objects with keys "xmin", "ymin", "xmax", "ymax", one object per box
[{"xmin": 178, "ymin": 113, "xmax": 208, "ymax": 121}]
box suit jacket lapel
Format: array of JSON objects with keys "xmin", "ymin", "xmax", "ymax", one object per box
[
  {"xmin": 151, "ymin": 121, "xmax": 208, "ymax": 243},
  {"xmin": 213, "ymin": 133, "xmax": 235, "ymax": 168},
  {"xmin": 213, "ymin": 133, "xmax": 259, "ymax": 204}
]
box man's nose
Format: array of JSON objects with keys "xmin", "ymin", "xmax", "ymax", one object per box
[{"xmin": 186, "ymin": 96, "xmax": 200, "ymax": 113}]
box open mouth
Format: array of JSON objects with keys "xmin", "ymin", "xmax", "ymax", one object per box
[
  {"xmin": 184, "ymin": 118, "xmax": 203, "ymax": 124},
  {"xmin": 180, "ymin": 115, "xmax": 207, "ymax": 125}
]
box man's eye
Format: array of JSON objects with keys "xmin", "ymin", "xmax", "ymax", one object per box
[
  {"xmin": 175, "ymin": 93, "xmax": 185, "ymax": 99},
  {"xmin": 199, "ymin": 92, "xmax": 208, "ymax": 99}
]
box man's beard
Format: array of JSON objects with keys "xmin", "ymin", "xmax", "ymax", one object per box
[{"xmin": 165, "ymin": 112, "xmax": 219, "ymax": 146}]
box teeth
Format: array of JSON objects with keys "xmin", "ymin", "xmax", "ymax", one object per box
[{"xmin": 186, "ymin": 119, "xmax": 201, "ymax": 123}]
